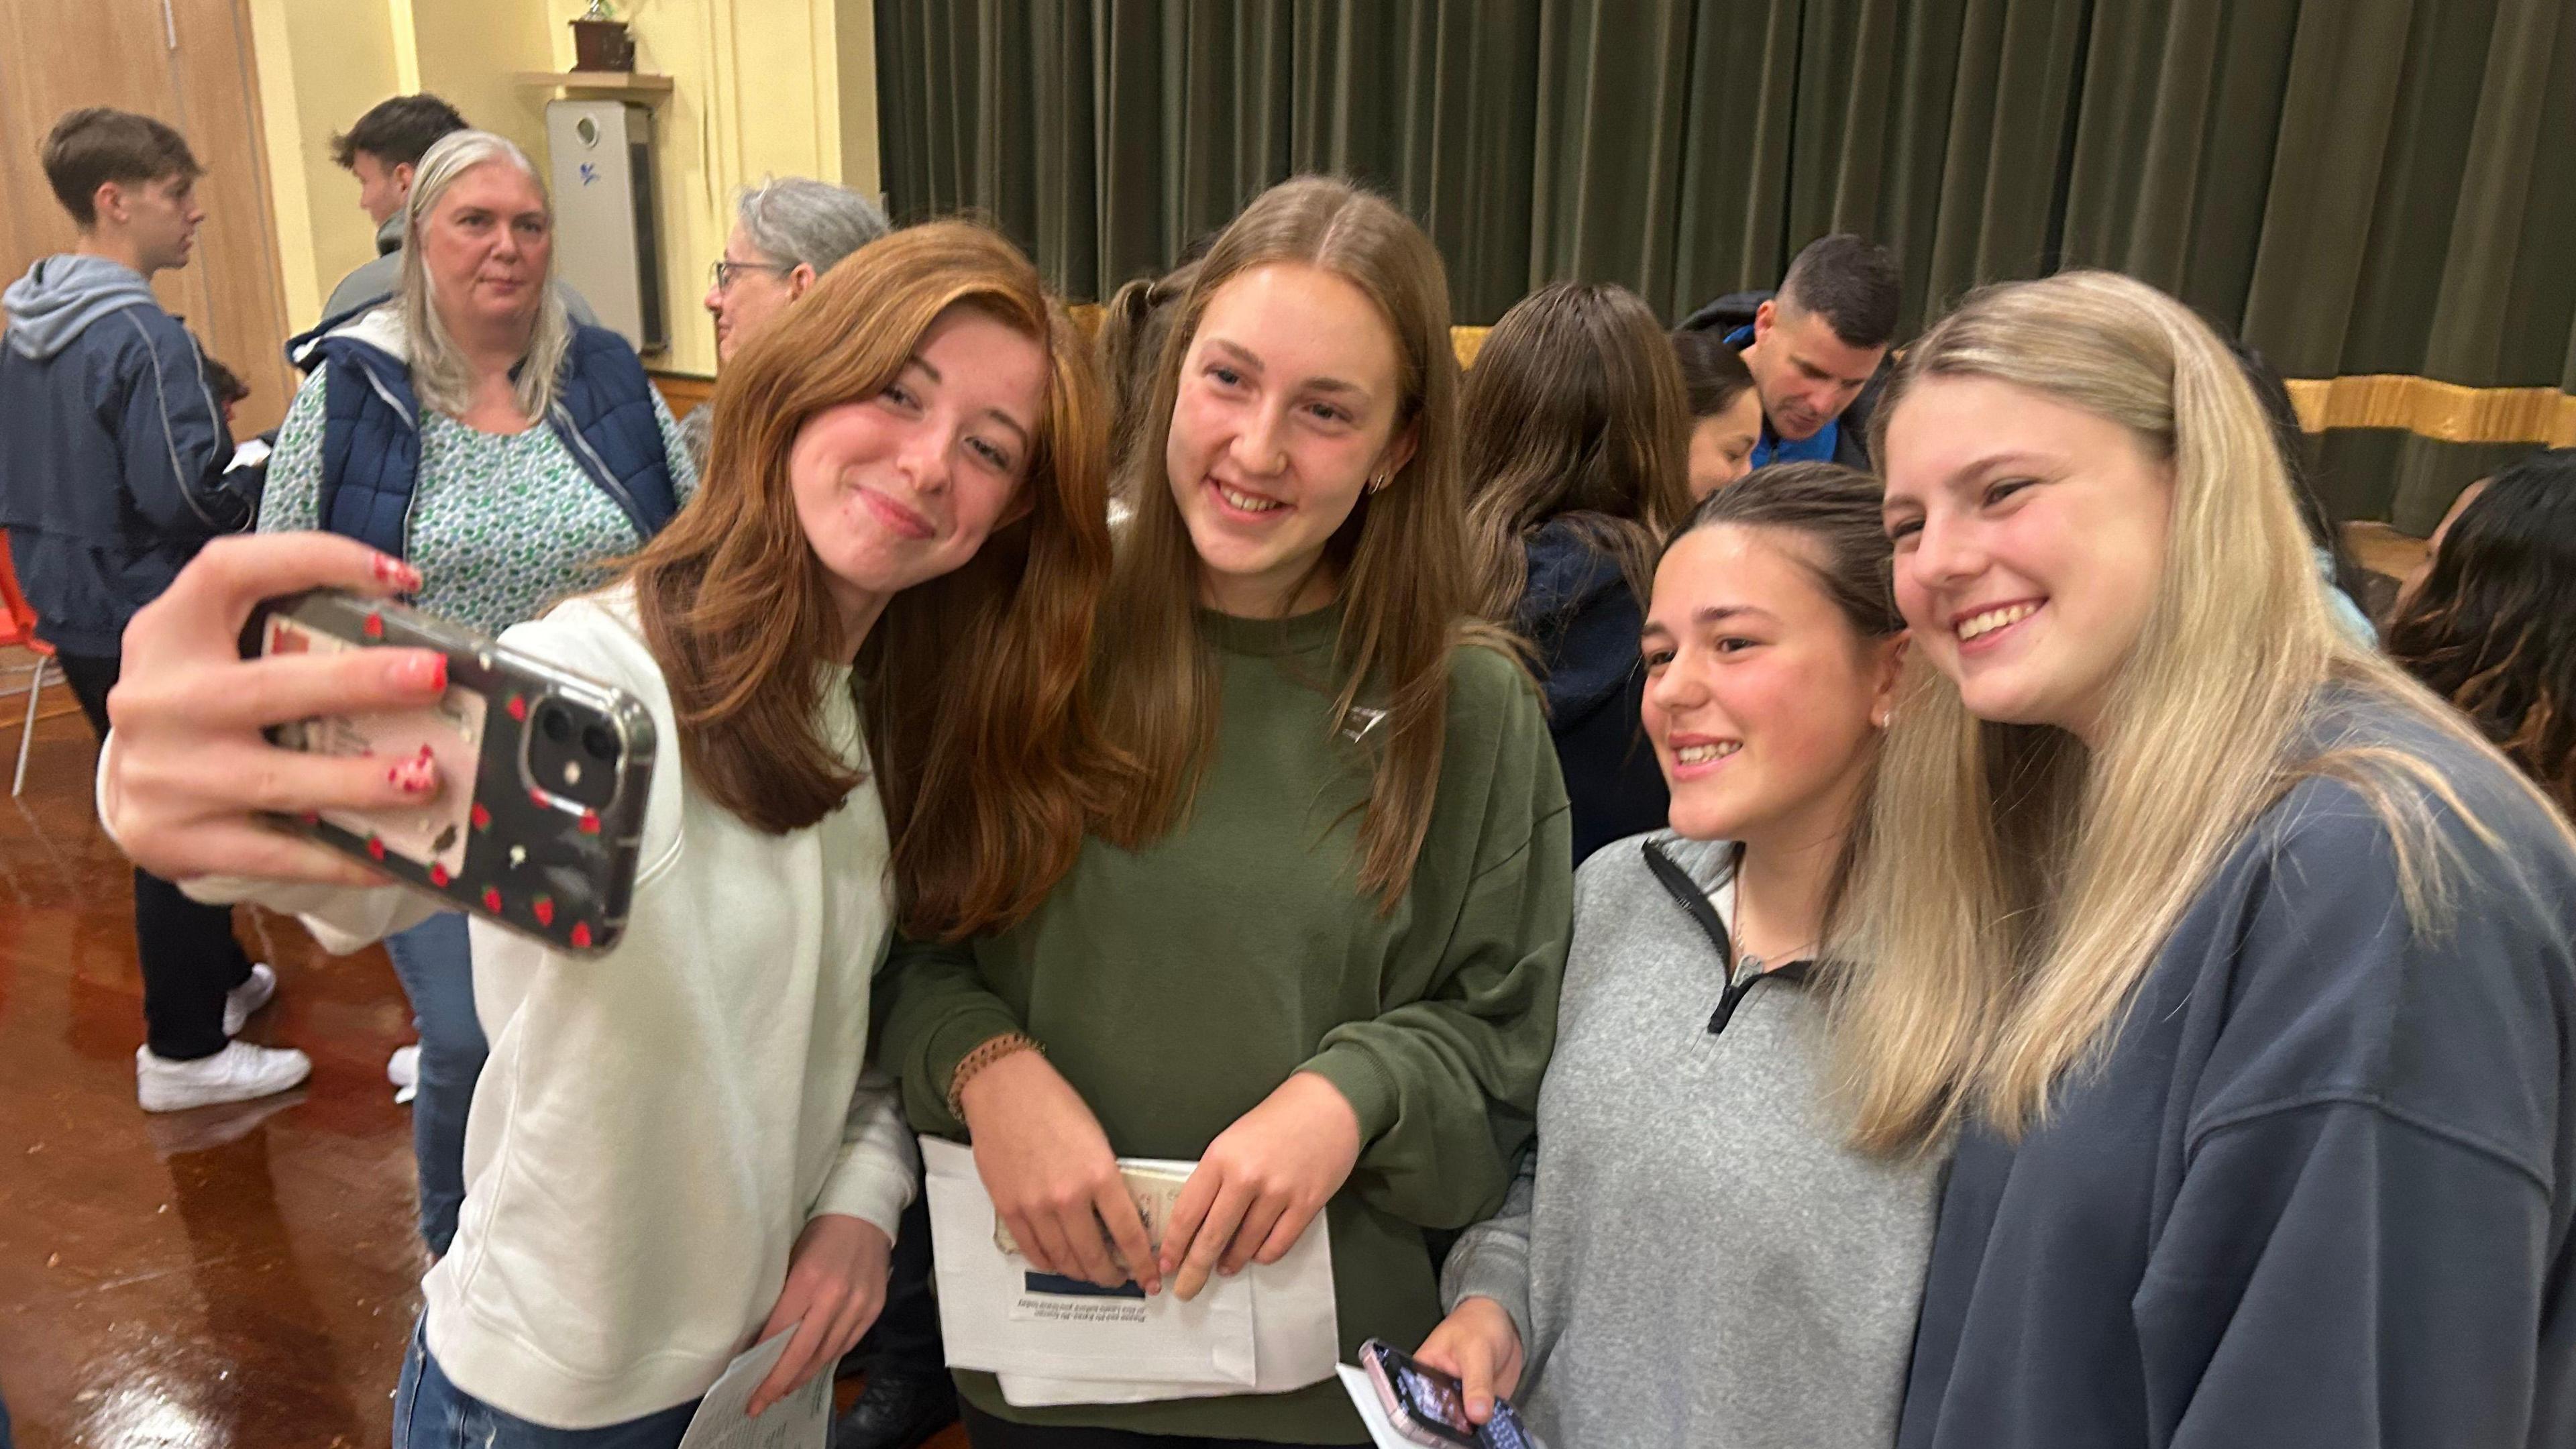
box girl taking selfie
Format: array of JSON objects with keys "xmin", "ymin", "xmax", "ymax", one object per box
[{"xmin": 102, "ymin": 221, "xmax": 1119, "ymax": 1448}]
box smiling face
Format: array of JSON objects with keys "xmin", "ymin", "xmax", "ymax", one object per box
[
  {"xmin": 789, "ymin": 303, "xmax": 1047, "ymax": 651},
  {"xmin": 1746, "ymin": 301, "xmax": 1885, "ymax": 442},
  {"xmin": 419, "ymin": 160, "xmax": 551, "ymax": 337},
  {"xmin": 1163, "ymin": 262, "xmax": 1417, "ymax": 616},
  {"xmin": 1686, "ymin": 387, "xmax": 1765, "ymax": 499},
  {"xmin": 1642, "ymin": 524, "xmax": 1903, "ymax": 845},
  {"xmin": 1880, "ymin": 374, "xmax": 2173, "ymax": 745}
]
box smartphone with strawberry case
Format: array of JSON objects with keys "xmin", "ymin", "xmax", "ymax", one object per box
[{"xmin": 244, "ymin": 588, "xmax": 655, "ymax": 955}]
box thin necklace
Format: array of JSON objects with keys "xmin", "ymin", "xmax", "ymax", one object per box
[{"xmin": 1729, "ymin": 845, "xmax": 1817, "ymax": 979}]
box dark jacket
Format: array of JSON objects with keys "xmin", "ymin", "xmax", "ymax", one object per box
[
  {"xmin": 282, "ymin": 309, "xmax": 679, "ymax": 557},
  {"xmin": 1899, "ymin": 690, "xmax": 2576, "ymax": 1449},
  {"xmin": 1515, "ymin": 519, "xmax": 1668, "ymax": 863},
  {"xmin": 1678, "ymin": 288, "xmax": 1888, "ymax": 472},
  {"xmin": 0, "ymin": 255, "xmax": 250, "ymax": 655}
]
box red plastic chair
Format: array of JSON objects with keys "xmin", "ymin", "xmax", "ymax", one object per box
[{"xmin": 0, "ymin": 529, "xmax": 63, "ymax": 796}]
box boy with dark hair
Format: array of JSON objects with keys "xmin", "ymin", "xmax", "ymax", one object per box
[
  {"xmin": 1678, "ymin": 232, "xmax": 1904, "ymax": 470},
  {"xmin": 0, "ymin": 107, "xmax": 308, "ymax": 1111},
  {"xmin": 316, "ymin": 93, "xmax": 596, "ymax": 327},
  {"xmin": 317, "ymin": 93, "xmax": 467, "ymax": 323}
]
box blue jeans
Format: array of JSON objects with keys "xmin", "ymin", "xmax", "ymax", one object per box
[
  {"xmin": 394, "ymin": 1319, "xmax": 700, "ymax": 1448},
  {"xmin": 384, "ymin": 913, "xmax": 487, "ymax": 1254}
]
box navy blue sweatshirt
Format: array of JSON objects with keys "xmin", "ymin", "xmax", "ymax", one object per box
[
  {"xmin": 1900, "ymin": 690, "xmax": 2576, "ymax": 1449},
  {"xmin": 0, "ymin": 255, "xmax": 247, "ymax": 655},
  {"xmin": 1514, "ymin": 519, "xmax": 1668, "ymax": 863}
]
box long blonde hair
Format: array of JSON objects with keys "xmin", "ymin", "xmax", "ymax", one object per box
[
  {"xmin": 1833, "ymin": 270, "xmax": 2538, "ymax": 1155},
  {"xmin": 398, "ymin": 129, "xmax": 572, "ymax": 423},
  {"xmin": 1095, "ymin": 176, "xmax": 1491, "ymax": 911}
]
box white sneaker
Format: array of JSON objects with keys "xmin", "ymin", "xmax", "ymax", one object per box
[
  {"xmin": 136, "ymin": 1040, "xmax": 313, "ymax": 1113},
  {"xmin": 221, "ymin": 963, "xmax": 279, "ymax": 1037},
  {"xmin": 387, "ymin": 1044, "xmax": 420, "ymax": 1104}
]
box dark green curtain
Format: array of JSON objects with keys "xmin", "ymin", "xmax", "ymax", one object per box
[{"xmin": 875, "ymin": 0, "xmax": 2576, "ymax": 529}]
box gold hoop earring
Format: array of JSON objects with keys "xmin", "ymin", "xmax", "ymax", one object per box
[{"xmin": 1366, "ymin": 473, "xmax": 1390, "ymax": 494}]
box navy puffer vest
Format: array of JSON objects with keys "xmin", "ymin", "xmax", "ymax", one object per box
[{"xmin": 285, "ymin": 315, "xmax": 678, "ymax": 557}]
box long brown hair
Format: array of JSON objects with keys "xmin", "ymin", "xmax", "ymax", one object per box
[
  {"xmin": 625, "ymin": 221, "xmax": 1123, "ymax": 939},
  {"xmin": 1462, "ymin": 281, "xmax": 1693, "ymax": 624},
  {"xmin": 1096, "ymin": 258, "xmax": 1201, "ymax": 494},
  {"xmin": 1096, "ymin": 175, "xmax": 1485, "ymax": 910}
]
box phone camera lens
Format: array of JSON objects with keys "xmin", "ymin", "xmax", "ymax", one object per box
[
  {"xmin": 582, "ymin": 724, "xmax": 619, "ymax": 761},
  {"xmin": 540, "ymin": 706, "xmax": 572, "ymax": 743}
]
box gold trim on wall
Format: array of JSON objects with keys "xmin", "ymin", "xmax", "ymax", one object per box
[{"xmin": 2282, "ymin": 374, "xmax": 2576, "ymax": 447}]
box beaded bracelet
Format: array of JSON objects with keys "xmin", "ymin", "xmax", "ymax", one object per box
[{"xmin": 947, "ymin": 1031, "xmax": 1044, "ymax": 1122}]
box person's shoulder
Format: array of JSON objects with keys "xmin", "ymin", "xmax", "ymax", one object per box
[
  {"xmin": 89, "ymin": 295, "xmax": 189, "ymax": 370},
  {"xmin": 2265, "ymin": 684, "xmax": 2575, "ymax": 879},
  {"xmin": 559, "ymin": 325, "xmax": 653, "ymax": 402},
  {"xmin": 498, "ymin": 582, "xmax": 659, "ymax": 693},
  {"xmin": 1444, "ymin": 627, "xmax": 1542, "ymax": 719},
  {"xmin": 1572, "ymin": 827, "xmax": 1699, "ymax": 898},
  {"xmin": 565, "ymin": 323, "xmax": 645, "ymax": 368}
]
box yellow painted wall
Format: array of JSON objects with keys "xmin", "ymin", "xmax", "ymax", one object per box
[
  {"xmin": 835, "ymin": 0, "xmax": 883, "ymax": 205},
  {"xmin": 246, "ymin": 0, "xmax": 403, "ymax": 329},
  {"xmin": 252, "ymin": 0, "xmax": 881, "ymax": 375},
  {"xmin": 410, "ymin": 1, "xmax": 555, "ymax": 166},
  {"xmin": 546, "ymin": 0, "xmax": 877, "ymax": 376}
]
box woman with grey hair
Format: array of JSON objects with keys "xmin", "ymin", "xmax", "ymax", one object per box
[
  {"xmin": 266, "ymin": 128, "xmax": 696, "ymax": 1260},
  {"xmin": 687, "ymin": 176, "xmax": 890, "ymax": 466}
]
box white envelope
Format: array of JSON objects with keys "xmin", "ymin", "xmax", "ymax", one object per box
[{"xmin": 919, "ymin": 1135, "xmax": 1340, "ymax": 1407}]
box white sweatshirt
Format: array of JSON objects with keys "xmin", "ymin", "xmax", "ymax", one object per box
[{"xmin": 165, "ymin": 586, "xmax": 916, "ymax": 1428}]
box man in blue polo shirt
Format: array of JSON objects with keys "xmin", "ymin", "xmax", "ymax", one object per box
[{"xmin": 1678, "ymin": 233, "xmax": 1902, "ymax": 471}]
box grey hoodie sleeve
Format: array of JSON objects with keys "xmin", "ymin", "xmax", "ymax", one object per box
[
  {"xmin": 1440, "ymin": 1141, "xmax": 1538, "ymax": 1351},
  {"xmin": 114, "ymin": 313, "xmax": 248, "ymax": 537}
]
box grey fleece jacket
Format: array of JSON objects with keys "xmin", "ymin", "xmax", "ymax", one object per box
[{"xmin": 1443, "ymin": 830, "xmax": 1942, "ymax": 1449}]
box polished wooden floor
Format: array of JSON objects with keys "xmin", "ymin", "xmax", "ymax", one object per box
[{"xmin": 0, "ymin": 654, "xmax": 967, "ymax": 1448}]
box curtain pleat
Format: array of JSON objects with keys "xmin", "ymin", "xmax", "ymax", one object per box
[{"xmin": 874, "ymin": 0, "xmax": 2576, "ymax": 524}]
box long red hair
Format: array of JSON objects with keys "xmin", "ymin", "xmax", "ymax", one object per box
[{"xmin": 625, "ymin": 221, "xmax": 1125, "ymax": 938}]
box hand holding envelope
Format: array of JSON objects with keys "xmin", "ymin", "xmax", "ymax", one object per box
[
  {"xmin": 956, "ymin": 1047, "xmax": 1163, "ymax": 1292},
  {"xmin": 922, "ymin": 1136, "xmax": 1341, "ymax": 1407},
  {"xmin": 1159, "ymin": 1071, "xmax": 1364, "ymax": 1300}
]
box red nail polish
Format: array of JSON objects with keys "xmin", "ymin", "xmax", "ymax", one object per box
[
  {"xmin": 372, "ymin": 553, "xmax": 421, "ymax": 591},
  {"xmin": 425, "ymin": 653, "xmax": 447, "ymax": 692}
]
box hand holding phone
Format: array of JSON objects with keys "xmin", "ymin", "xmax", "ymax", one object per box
[
  {"xmin": 244, "ymin": 589, "xmax": 654, "ymax": 954},
  {"xmin": 1360, "ymin": 1338, "xmax": 1536, "ymax": 1449},
  {"xmin": 1413, "ymin": 1297, "xmax": 1526, "ymax": 1426},
  {"xmin": 104, "ymin": 533, "xmax": 446, "ymax": 886}
]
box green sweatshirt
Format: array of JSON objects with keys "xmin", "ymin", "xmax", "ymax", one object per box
[{"xmin": 875, "ymin": 603, "xmax": 1573, "ymax": 1442}]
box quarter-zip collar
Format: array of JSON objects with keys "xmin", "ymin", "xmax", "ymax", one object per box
[{"xmin": 1637, "ymin": 835, "xmax": 1821, "ymax": 1036}]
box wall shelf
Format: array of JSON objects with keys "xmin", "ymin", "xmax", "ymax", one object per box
[{"xmin": 515, "ymin": 71, "xmax": 674, "ymax": 103}]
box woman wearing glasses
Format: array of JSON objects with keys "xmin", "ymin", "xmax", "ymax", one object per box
[{"xmin": 693, "ymin": 178, "xmax": 892, "ymax": 469}]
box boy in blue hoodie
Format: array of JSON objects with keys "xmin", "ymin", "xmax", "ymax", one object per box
[{"xmin": 0, "ymin": 107, "xmax": 308, "ymax": 1111}]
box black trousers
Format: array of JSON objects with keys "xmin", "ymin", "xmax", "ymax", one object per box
[
  {"xmin": 59, "ymin": 651, "xmax": 254, "ymax": 1061},
  {"xmin": 961, "ymin": 1404, "xmax": 1366, "ymax": 1449}
]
